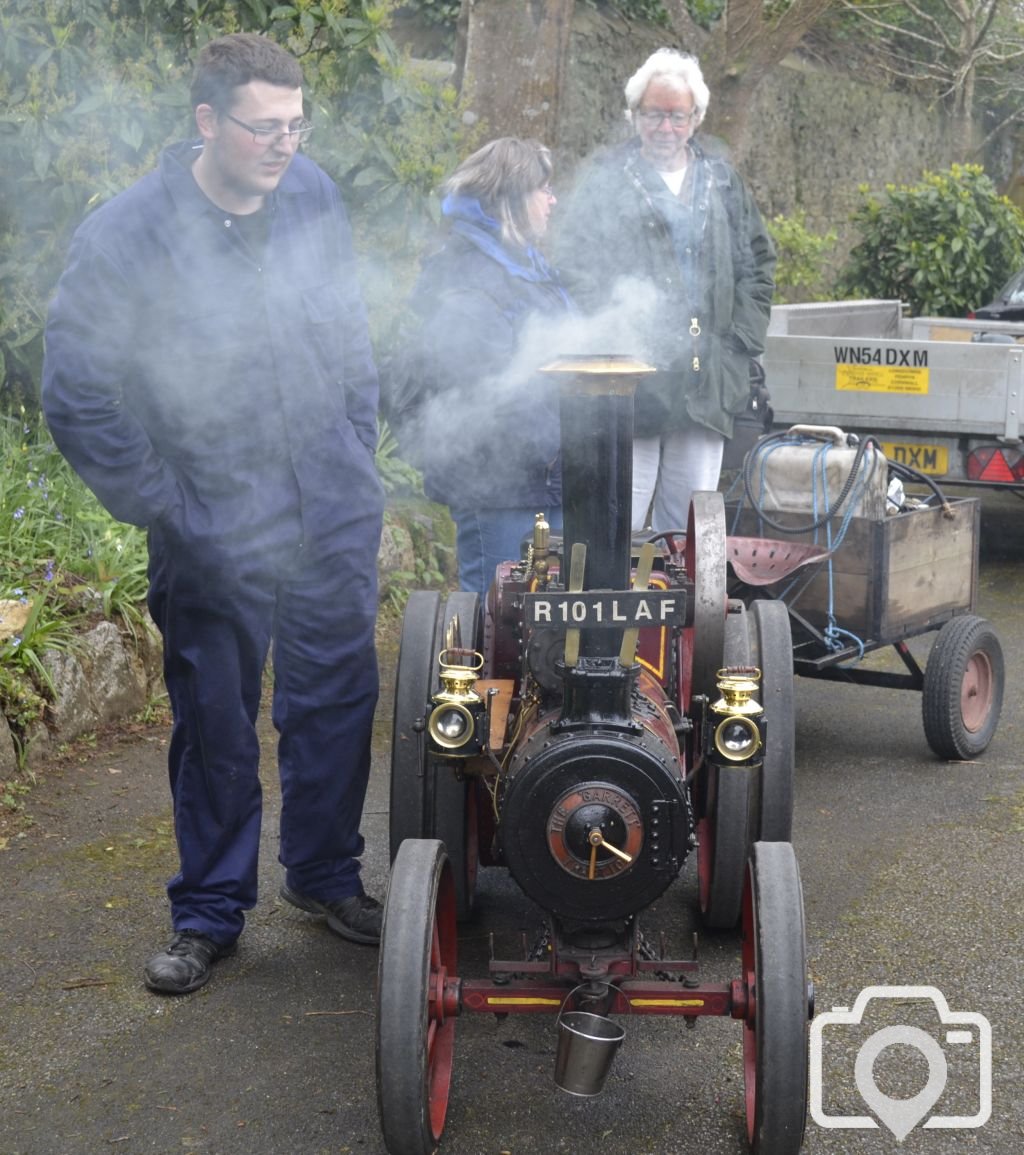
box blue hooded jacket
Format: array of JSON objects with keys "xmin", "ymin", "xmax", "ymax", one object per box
[{"xmin": 400, "ymin": 196, "xmax": 573, "ymax": 510}]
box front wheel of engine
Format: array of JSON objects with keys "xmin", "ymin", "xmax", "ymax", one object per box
[
  {"xmin": 741, "ymin": 841, "xmax": 809, "ymax": 1155},
  {"xmin": 376, "ymin": 838, "xmax": 459, "ymax": 1155}
]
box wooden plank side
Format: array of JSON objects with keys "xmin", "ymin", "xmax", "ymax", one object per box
[
  {"xmin": 728, "ymin": 498, "xmax": 980, "ymax": 641},
  {"xmin": 773, "ymin": 570, "xmax": 872, "ymax": 635},
  {"xmin": 880, "ymin": 502, "xmax": 978, "ymax": 634}
]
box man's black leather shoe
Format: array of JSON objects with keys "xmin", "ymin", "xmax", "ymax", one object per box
[
  {"xmin": 144, "ymin": 929, "xmax": 237, "ymax": 994},
  {"xmin": 280, "ymin": 885, "xmax": 383, "ymax": 945}
]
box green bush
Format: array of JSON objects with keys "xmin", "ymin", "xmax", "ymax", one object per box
[
  {"xmin": 837, "ymin": 164, "xmax": 1024, "ymax": 316},
  {"xmin": 0, "ymin": 409, "xmax": 151, "ymax": 760},
  {"xmin": 0, "ymin": 0, "xmax": 473, "ymax": 412},
  {"xmin": 767, "ymin": 211, "xmax": 838, "ymax": 304}
]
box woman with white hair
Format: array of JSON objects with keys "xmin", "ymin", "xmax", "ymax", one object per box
[{"xmin": 554, "ymin": 48, "xmax": 775, "ymax": 533}]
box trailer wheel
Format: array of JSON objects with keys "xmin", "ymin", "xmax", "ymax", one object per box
[
  {"xmin": 376, "ymin": 839, "xmax": 458, "ymax": 1155},
  {"xmin": 696, "ymin": 763, "xmax": 750, "ymax": 930},
  {"xmin": 749, "ymin": 600, "xmax": 795, "ymax": 842},
  {"xmin": 741, "ymin": 842, "xmax": 809, "ymax": 1155},
  {"xmin": 922, "ymin": 615, "xmax": 1004, "ymax": 760},
  {"xmin": 389, "ymin": 591, "xmax": 480, "ymax": 920}
]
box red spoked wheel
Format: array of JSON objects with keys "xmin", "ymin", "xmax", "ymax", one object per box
[
  {"xmin": 376, "ymin": 839, "xmax": 459, "ymax": 1155},
  {"xmin": 739, "ymin": 842, "xmax": 809, "ymax": 1155}
]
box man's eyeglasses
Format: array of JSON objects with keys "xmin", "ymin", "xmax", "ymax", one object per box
[
  {"xmin": 224, "ymin": 112, "xmax": 314, "ymax": 145},
  {"xmin": 636, "ymin": 109, "xmax": 698, "ymax": 128}
]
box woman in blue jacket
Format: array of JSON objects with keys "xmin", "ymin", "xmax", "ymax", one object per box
[{"xmin": 400, "ymin": 138, "xmax": 574, "ymax": 599}]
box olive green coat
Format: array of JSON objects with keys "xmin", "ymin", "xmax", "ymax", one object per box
[{"xmin": 553, "ymin": 137, "xmax": 776, "ymax": 439}]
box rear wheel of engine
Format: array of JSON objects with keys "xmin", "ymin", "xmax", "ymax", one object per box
[
  {"xmin": 741, "ymin": 841, "xmax": 809, "ymax": 1155},
  {"xmin": 748, "ymin": 599, "xmax": 795, "ymax": 842},
  {"xmin": 696, "ymin": 762, "xmax": 750, "ymax": 930},
  {"xmin": 922, "ymin": 614, "xmax": 1004, "ymax": 760},
  {"xmin": 684, "ymin": 491, "xmax": 728, "ymax": 705},
  {"xmin": 390, "ymin": 590, "xmax": 442, "ymax": 860},
  {"xmin": 376, "ymin": 839, "xmax": 458, "ymax": 1155},
  {"xmin": 431, "ymin": 592, "xmax": 482, "ymax": 920},
  {"xmin": 389, "ymin": 591, "xmax": 480, "ymax": 921},
  {"xmin": 695, "ymin": 600, "xmax": 751, "ymax": 928},
  {"xmin": 722, "ymin": 599, "xmax": 752, "ymax": 667}
]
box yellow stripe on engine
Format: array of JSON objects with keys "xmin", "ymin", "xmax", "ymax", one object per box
[
  {"xmin": 629, "ymin": 998, "xmax": 705, "ymax": 1008},
  {"xmin": 486, "ymin": 997, "xmax": 563, "ymax": 1007}
]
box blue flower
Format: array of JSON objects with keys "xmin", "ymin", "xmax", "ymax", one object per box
[
  {"xmin": 43, "ymin": 561, "xmax": 55, "ymax": 583},
  {"xmin": 13, "ymin": 507, "xmax": 25, "ymax": 520}
]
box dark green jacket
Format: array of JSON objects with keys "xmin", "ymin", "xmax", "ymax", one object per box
[{"xmin": 553, "ymin": 136, "xmax": 775, "ymax": 438}]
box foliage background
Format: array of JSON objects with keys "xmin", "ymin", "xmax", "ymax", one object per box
[{"xmin": 0, "ymin": 0, "xmax": 478, "ymax": 406}]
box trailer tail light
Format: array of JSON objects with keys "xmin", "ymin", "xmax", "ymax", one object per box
[{"xmin": 966, "ymin": 446, "xmax": 1024, "ymax": 482}]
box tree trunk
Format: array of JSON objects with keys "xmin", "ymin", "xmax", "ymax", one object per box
[
  {"xmin": 455, "ymin": 0, "xmax": 576, "ymax": 146},
  {"xmin": 668, "ymin": 0, "xmax": 836, "ymax": 162}
]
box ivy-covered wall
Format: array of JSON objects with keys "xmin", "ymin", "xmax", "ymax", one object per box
[{"xmin": 741, "ymin": 61, "xmax": 1004, "ymax": 244}]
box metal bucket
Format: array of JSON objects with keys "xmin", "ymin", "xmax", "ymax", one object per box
[{"xmin": 554, "ymin": 1006, "xmax": 625, "ymax": 1097}]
